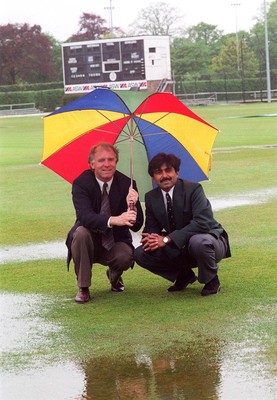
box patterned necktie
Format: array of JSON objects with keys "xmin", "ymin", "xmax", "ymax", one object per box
[
  {"xmin": 100, "ymin": 183, "xmax": 115, "ymax": 251},
  {"xmin": 166, "ymin": 193, "xmax": 176, "ymax": 232}
]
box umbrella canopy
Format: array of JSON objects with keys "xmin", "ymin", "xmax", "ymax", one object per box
[{"xmin": 42, "ymin": 88, "xmax": 218, "ymax": 190}]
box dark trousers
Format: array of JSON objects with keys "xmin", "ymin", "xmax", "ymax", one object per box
[
  {"xmin": 134, "ymin": 233, "xmax": 228, "ymax": 284},
  {"xmin": 71, "ymin": 226, "xmax": 134, "ymax": 288}
]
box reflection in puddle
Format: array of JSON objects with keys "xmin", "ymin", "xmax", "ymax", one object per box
[
  {"xmin": 82, "ymin": 346, "xmax": 221, "ymax": 399},
  {"xmin": 81, "ymin": 345, "xmax": 276, "ymax": 400},
  {"xmin": 0, "ymin": 293, "xmax": 276, "ymax": 399}
]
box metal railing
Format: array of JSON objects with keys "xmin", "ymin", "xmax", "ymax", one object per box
[
  {"xmin": 0, "ymin": 103, "xmax": 39, "ymax": 115},
  {"xmin": 177, "ymin": 89, "xmax": 277, "ymax": 104}
]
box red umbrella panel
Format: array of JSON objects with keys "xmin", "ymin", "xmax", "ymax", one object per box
[{"xmin": 42, "ymin": 88, "xmax": 218, "ymax": 184}]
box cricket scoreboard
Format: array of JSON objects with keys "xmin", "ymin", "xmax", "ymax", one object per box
[{"xmin": 62, "ymin": 36, "xmax": 171, "ymax": 93}]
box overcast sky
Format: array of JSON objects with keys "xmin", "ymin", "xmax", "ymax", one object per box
[{"xmin": 0, "ymin": 0, "xmax": 271, "ymax": 41}]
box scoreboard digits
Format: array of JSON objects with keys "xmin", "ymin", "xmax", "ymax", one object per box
[{"xmin": 63, "ymin": 39, "xmax": 146, "ymax": 87}]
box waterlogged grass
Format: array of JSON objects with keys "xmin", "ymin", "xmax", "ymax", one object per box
[
  {"xmin": 0, "ymin": 201, "xmax": 276, "ymax": 365},
  {"xmin": 195, "ymin": 102, "xmax": 277, "ymax": 148},
  {"xmin": 0, "ymin": 105, "xmax": 276, "ymax": 378},
  {"xmin": 0, "ymin": 105, "xmax": 276, "ymax": 244},
  {"xmin": 202, "ymin": 147, "xmax": 277, "ymax": 196}
]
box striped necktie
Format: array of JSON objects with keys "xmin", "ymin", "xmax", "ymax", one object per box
[{"xmin": 100, "ymin": 183, "xmax": 115, "ymax": 251}]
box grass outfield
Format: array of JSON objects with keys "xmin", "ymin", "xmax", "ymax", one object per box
[{"xmin": 0, "ymin": 102, "xmax": 276, "ymax": 377}]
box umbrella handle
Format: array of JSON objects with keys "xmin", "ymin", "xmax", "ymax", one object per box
[
  {"xmin": 130, "ymin": 117, "xmax": 134, "ymax": 188},
  {"xmin": 129, "ymin": 200, "xmax": 135, "ymax": 210}
]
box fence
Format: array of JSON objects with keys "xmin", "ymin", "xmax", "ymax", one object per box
[
  {"xmin": 0, "ymin": 103, "xmax": 39, "ymax": 116},
  {"xmin": 177, "ymin": 89, "xmax": 277, "ymax": 105}
]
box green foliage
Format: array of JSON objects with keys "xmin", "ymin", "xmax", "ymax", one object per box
[
  {"xmin": 0, "ymin": 88, "xmax": 64, "ymax": 111},
  {"xmin": 177, "ymin": 77, "xmax": 267, "ymax": 96},
  {"xmin": 210, "ymin": 37, "xmax": 258, "ymax": 78},
  {"xmin": 0, "ymin": 23, "xmax": 59, "ymax": 85},
  {"xmin": 0, "ymin": 81, "xmax": 63, "ymax": 92},
  {"xmin": 67, "ymin": 12, "xmax": 109, "ymax": 42}
]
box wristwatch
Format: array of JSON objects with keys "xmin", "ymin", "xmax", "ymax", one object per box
[{"xmin": 163, "ymin": 236, "xmax": 170, "ymax": 244}]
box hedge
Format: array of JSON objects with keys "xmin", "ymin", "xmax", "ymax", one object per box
[{"xmin": 0, "ymin": 76, "xmax": 273, "ymax": 111}]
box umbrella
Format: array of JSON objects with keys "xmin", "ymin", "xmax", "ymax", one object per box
[{"xmin": 42, "ymin": 88, "xmax": 218, "ymax": 190}]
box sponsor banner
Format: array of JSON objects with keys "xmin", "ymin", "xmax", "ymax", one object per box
[{"xmin": 64, "ymin": 80, "xmax": 147, "ymax": 93}]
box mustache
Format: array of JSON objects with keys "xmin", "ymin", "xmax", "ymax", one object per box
[{"xmin": 160, "ymin": 177, "xmax": 172, "ymax": 183}]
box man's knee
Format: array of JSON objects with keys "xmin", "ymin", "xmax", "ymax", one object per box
[
  {"xmin": 188, "ymin": 234, "xmax": 214, "ymax": 257},
  {"xmin": 113, "ymin": 243, "xmax": 134, "ymax": 269},
  {"xmin": 72, "ymin": 226, "xmax": 91, "ymax": 244}
]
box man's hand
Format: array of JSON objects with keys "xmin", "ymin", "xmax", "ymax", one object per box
[
  {"xmin": 126, "ymin": 188, "xmax": 139, "ymax": 207},
  {"xmin": 110, "ymin": 210, "xmax": 137, "ymax": 227},
  {"xmin": 141, "ymin": 233, "xmax": 168, "ymax": 251}
]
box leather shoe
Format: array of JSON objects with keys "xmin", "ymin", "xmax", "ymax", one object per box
[
  {"xmin": 201, "ymin": 275, "xmax": 220, "ymax": 296},
  {"xmin": 106, "ymin": 270, "xmax": 125, "ymax": 292},
  {"xmin": 168, "ymin": 270, "xmax": 197, "ymax": 292},
  {"xmin": 75, "ymin": 288, "xmax": 90, "ymax": 303}
]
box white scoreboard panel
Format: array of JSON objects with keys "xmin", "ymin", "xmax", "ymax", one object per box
[{"xmin": 62, "ymin": 36, "xmax": 171, "ymax": 93}]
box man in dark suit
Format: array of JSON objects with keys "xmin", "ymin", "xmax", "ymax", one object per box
[
  {"xmin": 134, "ymin": 153, "xmax": 231, "ymax": 296},
  {"xmin": 66, "ymin": 142, "xmax": 143, "ymax": 303}
]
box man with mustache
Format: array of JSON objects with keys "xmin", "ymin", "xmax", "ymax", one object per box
[{"xmin": 134, "ymin": 153, "xmax": 231, "ymax": 296}]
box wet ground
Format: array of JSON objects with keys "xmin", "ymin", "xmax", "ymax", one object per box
[
  {"xmin": 1, "ymin": 187, "xmax": 277, "ymax": 265},
  {"xmin": 1, "ymin": 293, "xmax": 276, "ymax": 400},
  {"xmin": 1, "ymin": 189, "xmax": 277, "ymax": 399}
]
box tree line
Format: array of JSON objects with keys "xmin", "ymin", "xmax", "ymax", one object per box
[{"xmin": 0, "ymin": 1, "xmax": 276, "ymax": 92}]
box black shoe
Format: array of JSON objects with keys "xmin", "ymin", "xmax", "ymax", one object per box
[
  {"xmin": 168, "ymin": 270, "xmax": 197, "ymax": 292},
  {"xmin": 111, "ymin": 277, "xmax": 125, "ymax": 292},
  {"xmin": 201, "ymin": 275, "xmax": 220, "ymax": 296},
  {"xmin": 106, "ymin": 270, "xmax": 125, "ymax": 292}
]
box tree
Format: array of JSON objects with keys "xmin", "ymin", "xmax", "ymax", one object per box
[
  {"xmin": 47, "ymin": 34, "xmax": 63, "ymax": 81},
  {"xmin": 67, "ymin": 13, "xmax": 109, "ymax": 42},
  {"xmin": 250, "ymin": 0, "xmax": 277, "ymax": 84},
  {"xmin": 210, "ymin": 36, "xmax": 258, "ymax": 79},
  {"xmin": 171, "ymin": 38, "xmax": 210, "ymax": 78},
  {"xmin": 0, "ymin": 23, "xmax": 58, "ymax": 85},
  {"xmin": 186, "ymin": 23, "xmax": 223, "ymax": 46},
  {"xmin": 171, "ymin": 24, "xmax": 223, "ymax": 80},
  {"xmin": 129, "ymin": 2, "xmax": 183, "ymax": 36}
]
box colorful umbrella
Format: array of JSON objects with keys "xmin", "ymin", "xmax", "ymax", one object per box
[{"xmin": 42, "ymin": 88, "xmax": 218, "ymax": 188}]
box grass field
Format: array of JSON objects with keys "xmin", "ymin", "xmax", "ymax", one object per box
[{"xmin": 0, "ymin": 102, "xmax": 276, "ymax": 396}]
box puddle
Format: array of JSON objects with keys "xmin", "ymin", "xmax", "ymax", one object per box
[
  {"xmin": 1, "ymin": 187, "xmax": 277, "ymax": 265},
  {"xmin": 210, "ymin": 187, "xmax": 277, "ymax": 211},
  {"xmin": 0, "ymin": 293, "xmax": 61, "ymax": 355},
  {"xmin": 0, "ymin": 240, "xmax": 68, "ymax": 264},
  {"xmin": 0, "ymin": 293, "xmax": 276, "ymax": 399},
  {"xmin": 1, "ymin": 363, "xmax": 85, "ymax": 400},
  {"xmin": 80, "ymin": 348, "xmax": 276, "ymax": 400},
  {"xmin": 0, "ymin": 293, "xmax": 86, "ymax": 399},
  {"xmin": 225, "ymin": 114, "xmax": 277, "ymax": 118}
]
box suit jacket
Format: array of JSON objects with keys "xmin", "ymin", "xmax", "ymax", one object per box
[
  {"xmin": 66, "ymin": 169, "xmax": 144, "ymax": 266},
  {"xmin": 143, "ymin": 179, "xmax": 231, "ymax": 258}
]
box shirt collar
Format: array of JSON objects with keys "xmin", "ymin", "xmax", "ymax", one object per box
[
  {"xmin": 96, "ymin": 177, "xmax": 114, "ymax": 193},
  {"xmin": 161, "ymin": 186, "xmax": 174, "ymax": 203}
]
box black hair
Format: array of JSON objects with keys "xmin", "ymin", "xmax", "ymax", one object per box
[{"xmin": 148, "ymin": 153, "xmax": 181, "ymax": 177}]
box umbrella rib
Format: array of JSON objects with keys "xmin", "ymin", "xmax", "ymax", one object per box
[
  {"xmin": 95, "ymin": 109, "xmax": 131, "ymax": 138},
  {"xmin": 134, "ymin": 111, "xmax": 172, "ymax": 136}
]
